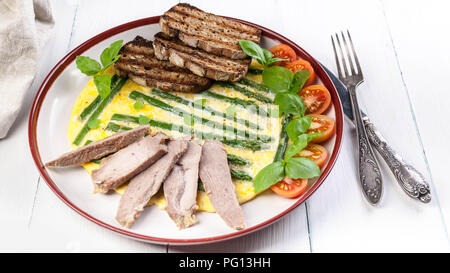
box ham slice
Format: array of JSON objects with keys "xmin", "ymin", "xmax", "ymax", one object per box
[
  {"xmin": 92, "ymin": 132, "xmax": 169, "ymax": 193},
  {"xmin": 199, "ymin": 140, "xmax": 245, "ymax": 230},
  {"xmin": 164, "ymin": 141, "xmax": 202, "ymax": 229},
  {"xmin": 46, "ymin": 125, "xmax": 150, "ymax": 167},
  {"xmin": 116, "ymin": 138, "xmax": 188, "ymax": 228}
]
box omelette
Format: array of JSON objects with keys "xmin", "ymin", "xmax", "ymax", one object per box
[{"xmin": 67, "ymin": 61, "xmax": 281, "ymax": 213}]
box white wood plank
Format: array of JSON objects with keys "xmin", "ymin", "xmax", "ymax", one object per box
[
  {"xmin": 298, "ymin": 0, "xmax": 449, "ymax": 252},
  {"xmin": 169, "ymin": 204, "xmax": 310, "ymax": 253},
  {"xmin": 28, "ymin": 177, "xmax": 165, "ymax": 252},
  {"xmin": 167, "ymin": 0, "xmax": 312, "ymax": 253},
  {"xmin": 382, "ymin": 0, "xmax": 450, "ymax": 239},
  {"xmin": 67, "ymin": 0, "xmax": 179, "ymax": 50},
  {"xmin": 0, "ymin": 0, "xmax": 78, "ymax": 251}
]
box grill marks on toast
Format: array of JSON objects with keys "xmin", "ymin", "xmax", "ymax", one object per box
[
  {"xmin": 172, "ymin": 3, "xmax": 260, "ymax": 35},
  {"xmin": 114, "ymin": 36, "xmax": 211, "ymax": 93},
  {"xmin": 163, "ymin": 11, "xmax": 259, "ymax": 42},
  {"xmin": 153, "ymin": 32, "xmax": 250, "ymax": 82},
  {"xmin": 160, "ymin": 3, "xmax": 261, "ymax": 59}
]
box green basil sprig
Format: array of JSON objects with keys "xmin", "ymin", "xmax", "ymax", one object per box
[
  {"xmin": 237, "ymin": 40, "xmax": 324, "ymax": 193},
  {"xmin": 254, "ymin": 152, "xmax": 320, "ymax": 192},
  {"xmin": 76, "ymin": 40, "xmax": 123, "ymax": 98},
  {"xmin": 262, "ymin": 66, "xmax": 310, "ymax": 117},
  {"xmin": 262, "ymin": 66, "xmax": 310, "ymax": 94},
  {"xmin": 239, "ymin": 40, "xmax": 288, "ymax": 66},
  {"xmin": 254, "ymin": 127, "xmax": 321, "ymax": 193}
]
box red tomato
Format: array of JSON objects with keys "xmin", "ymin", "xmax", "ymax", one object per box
[
  {"xmin": 285, "ymin": 60, "xmax": 315, "ymax": 86},
  {"xmin": 296, "ymin": 144, "xmax": 328, "ymax": 167},
  {"xmin": 269, "ymin": 44, "xmax": 297, "ymax": 66},
  {"xmin": 306, "ymin": 114, "xmax": 336, "ymax": 143},
  {"xmin": 270, "ymin": 177, "xmax": 308, "ymax": 198},
  {"xmin": 299, "ymin": 85, "xmax": 332, "ymax": 115}
]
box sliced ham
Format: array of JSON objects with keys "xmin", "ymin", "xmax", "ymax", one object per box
[
  {"xmin": 199, "ymin": 140, "xmax": 245, "ymax": 230},
  {"xmin": 116, "ymin": 138, "xmax": 188, "ymax": 228},
  {"xmin": 46, "ymin": 125, "xmax": 150, "ymax": 167},
  {"xmin": 92, "ymin": 132, "xmax": 169, "ymax": 194},
  {"xmin": 164, "ymin": 141, "xmax": 202, "ymax": 229}
]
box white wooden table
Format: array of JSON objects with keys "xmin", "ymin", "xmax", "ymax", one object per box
[{"xmin": 1, "ymin": 0, "xmax": 449, "ymax": 252}]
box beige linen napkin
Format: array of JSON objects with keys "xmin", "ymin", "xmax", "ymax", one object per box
[{"xmin": 0, "ymin": 0, "xmax": 54, "ymax": 138}]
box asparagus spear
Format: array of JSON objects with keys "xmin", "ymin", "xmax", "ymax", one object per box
[
  {"xmin": 227, "ymin": 154, "xmax": 252, "ymax": 166},
  {"xmin": 73, "ymin": 75, "xmax": 127, "ymax": 145},
  {"xmin": 151, "ymin": 89, "xmax": 260, "ymax": 130},
  {"xmin": 203, "ymin": 90, "xmax": 269, "ymax": 117},
  {"xmin": 215, "ymin": 82, "xmax": 273, "ymax": 103},
  {"xmin": 102, "ymin": 121, "xmax": 254, "ymax": 179},
  {"xmin": 110, "ymin": 114, "xmax": 269, "ymax": 151},
  {"xmin": 80, "ymin": 96, "xmax": 102, "ymax": 120},
  {"xmin": 239, "ymin": 78, "xmax": 272, "ymax": 93},
  {"xmin": 129, "ymin": 91, "xmax": 272, "ymax": 142},
  {"xmin": 230, "ymin": 169, "xmax": 253, "ymax": 181},
  {"xmin": 274, "ymin": 115, "xmax": 292, "ymax": 162},
  {"xmin": 106, "ymin": 121, "xmax": 252, "ymax": 167},
  {"xmin": 105, "ymin": 122, "xmax": 131, "ymax": 132}
]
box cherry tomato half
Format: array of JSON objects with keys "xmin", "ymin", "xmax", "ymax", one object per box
[
  {"xmin": 270, "ymin": 177, "xmax": 308, "ymax": 198},
  {"xmin": 285, "ymin": 60, "xmax": 315, "ymax": 86},
  {"xmin": 306, "ymin": 114, "xmax": 336, "ymax": 143},
  {"xmin": 299, "ymin": 85, "xmax": 332, "ymax": 115},
  {"xmin": 296, "ymin": 144, "xmax": 328, "ymax": 167},
  {"xmin": 269, "ymin": 44, "xmax": 297, "ymax": 66}
]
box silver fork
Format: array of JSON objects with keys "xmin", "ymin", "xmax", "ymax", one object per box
[{"xmin": 331, "ymin": 31, "xmax": 383, "ymax": 205}]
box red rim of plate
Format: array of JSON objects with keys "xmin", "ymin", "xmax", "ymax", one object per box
[{"xmin": 28, "ymin": 15, "xmax": 344, "ymax": 245}]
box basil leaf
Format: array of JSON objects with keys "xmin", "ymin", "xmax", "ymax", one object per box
[
  {"xmin": 87, "ymin": 119, "xmax": 101, "ymax": 129},
  {"xmin": 138, "ymin": 115, "xmax": 150, "ymax": 125},
  {"xmin": 239, "ymin": 40, "xmax": 265, "ymax": 64},
  {"xmin": 289, "ymin": 70, "xmax": 310, "ymax": 93},
  {"xmin": 274, "ymin": 92, "xmax": 306, "ymax": 116},
  {"xmin": 285, "ymin": 157, "xmax": 321, "ymax": 179},
  {"xmin": 266, "ymin": 57, "xmax": 289, "ymax": 66},
  {"xmin": 262, "ymin": 48, "xmax": 273, "ymax": 64},
  {"xmin": 93, "ymin": 74, "xmax": 112, "ymax": 98},
  {"xmin": 262, "ymin": 66, "xmax": 293, "ymax": 93},
  {"xmin": 253, "ymin": 161, "xmax": 285, "ymax": 193},
  {"xmin": 286, "ymin": 116, "xmax": 312, "ymax": 141},
  {"xmin": 305, "ymin": 132, "xmax": 322, "ymax": 142},
  {"xmin": 133, "ymin": 100, "xmax": 145, "ymax": 110},
  {"xmin": 263, "ymin": 48, "xmax": 289, "ymax": 65},
  {"xmin": 100, "ymin": 40, "xmax": 123, "ymax": 71},
  {"xmin": 76, "ymin": 56, "xmax": 101, "ymax": 76},
  {"xmin": 284, "ymin": 134, "xmax": 309, "ymax": 160}
]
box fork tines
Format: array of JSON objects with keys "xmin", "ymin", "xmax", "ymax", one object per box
[{"xmin": 331, "ymin": 30, "xmax": 363, "ymax": 80}]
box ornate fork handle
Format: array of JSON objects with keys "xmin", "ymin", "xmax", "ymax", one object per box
[
  {"xmin": 363, "ymin": 118, "xmax": 431, "ymax": 203},
  {"xmin": 348, "ymin": 86, "xmax": 383, "ymax": 204}
]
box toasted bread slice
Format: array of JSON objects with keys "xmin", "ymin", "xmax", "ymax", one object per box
[
  {"xmin": 114, "ymin": 36, "xmax": 212, "ymax": 93},
  {"xmin": 160, "ymin": 3, "xmax": 261, "ymax": 59},
  {"xmin": 153, "ymin": 32, "xmax": 250, "ymax": 82}
]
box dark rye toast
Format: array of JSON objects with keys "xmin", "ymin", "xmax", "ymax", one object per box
[
  {"xmin": 114, "ymin": 36, "xmax": 212, "ymax": 93},
  {"xmin": 160, "ymin": 3, "xmax": 261, "ymax": 60},
  {"xmin": 153, "ymin": 32, "xmax": 251, "ymax": 82}
]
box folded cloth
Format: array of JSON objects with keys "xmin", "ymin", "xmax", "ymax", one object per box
[{"xmin": 0, "ymin": 0, "xmax": 54, "ymax": 138}]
